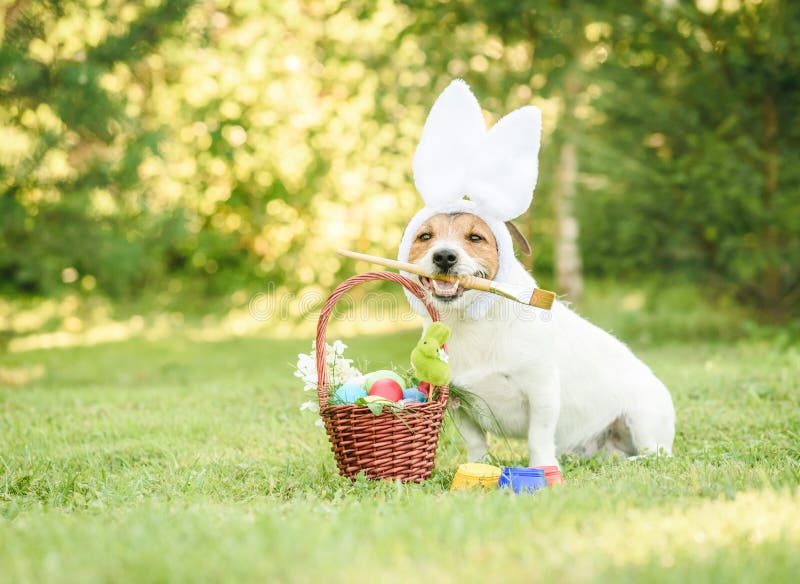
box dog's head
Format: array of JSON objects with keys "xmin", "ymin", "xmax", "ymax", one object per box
[
  {"xmin": 399, "ymin": 80, "xmax": 541, "ymax": 318},
  {"xmin": 407, "ymin": 213, "xmax": 531, "ymax": 311},
  {"xmin": 407, "ymin": 212, "xmax": 512, "ymax": 311}
]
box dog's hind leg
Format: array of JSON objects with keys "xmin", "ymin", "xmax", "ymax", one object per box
[
  {"xmin": 574, "ymin": 419, "xmax": 634, "ymax": 459},
  {"xmin": 622, "ymin": 407, "xmax": 675, "ymax": 457},
  {"xmin": 451, "ymin": 407, "xmax": 489, "ymax": 462},
  {"xmin": 578, "ymin": 414, "xmax": 672, "ymax": 460}
]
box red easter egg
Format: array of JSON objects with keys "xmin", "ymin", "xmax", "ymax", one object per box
[
  {"xmin": 368, "ymin": 378, "xmax": 404, "ymax": 402},
  {"xmin": 418, "ymin": 381, "xmax": 431, "ymax": 397}
]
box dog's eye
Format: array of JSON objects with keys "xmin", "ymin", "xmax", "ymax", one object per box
[
  {"xmin": 418, "ymin": 232, "xmax": 432, "ymax": 241},
  {"xmin": 468, "ymin": 233, "xmax": 484, "ymax": 243}
]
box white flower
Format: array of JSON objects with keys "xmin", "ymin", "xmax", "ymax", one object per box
[
  {"xmin": 348, "ymin": 374, "xmax": 366, "ymax": 387},
  {"xmin": 294, "ymin": 339, "xmax": 362, "ymax": 423},
  {"xmin": 332, "ymin": 340, "xmax": 347, "ymax": 356},
  {"xmin": 294, "ymin": 352, "xmax": 319, "ymax": 392}
]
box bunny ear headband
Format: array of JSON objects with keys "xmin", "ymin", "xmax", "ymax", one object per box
[
  {"xmin": 413, "ymin": 79, "xmax": 542, "ymax": 221},
  {"xmin": 398, "ymin": 79, "xmax": 543, "ymax": 320}
]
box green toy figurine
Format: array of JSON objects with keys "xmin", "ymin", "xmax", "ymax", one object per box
[{"xmin": 410, "ymin": 322, "xmax": 451, "ymax": 386}]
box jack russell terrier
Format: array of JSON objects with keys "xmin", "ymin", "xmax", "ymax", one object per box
[{"xmin": 397, "ymin": 80, "xmax": 675, "ymax": 468}]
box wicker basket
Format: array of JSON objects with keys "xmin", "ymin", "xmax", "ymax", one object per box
[{"xmin": 315, "ymin": 271, "xmax": 449, "ymax": 482}]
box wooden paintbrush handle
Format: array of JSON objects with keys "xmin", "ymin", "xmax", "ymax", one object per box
[
  {"xmin": 337, "ymin": 249, "xmax": 421, "ymax": 275},
  {"xmin": 338, "ymin": 249, "xmax": 555, "ymax": 310},
  {"xmin": 448, "ymin": 273, "xmax": 491, "ymax": 293},
  {"xmin": 339, "ymin": 249, "xmax": 493, "ymax": 290}
]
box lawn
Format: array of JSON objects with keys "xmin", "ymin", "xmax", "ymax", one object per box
[{"xmin": 1, "ymin": 287, "xmax": 799, "ymax": 583}]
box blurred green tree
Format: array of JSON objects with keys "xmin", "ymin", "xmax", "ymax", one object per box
[
  {"xmin": 581, "ymin": 0, "xmax": 800, "ymax": 320},
  {"xmin": 0, "ymin": 0, "xmax": 195, "ymax": 295},
  {"xmin": 1, "ymin": 0, "xmax": 797, "ymax": 322},
  {"xmin": 403, "ymin": 0, "xmax": 800, "ymax": 320},
  {"xmin": 400, "ymin": 0, "xmax": 628, "ymax": 302}
]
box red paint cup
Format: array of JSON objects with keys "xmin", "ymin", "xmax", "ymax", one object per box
[{"xmin": 534, "ymin": 465, "xmax": 564, "ymax": 486}]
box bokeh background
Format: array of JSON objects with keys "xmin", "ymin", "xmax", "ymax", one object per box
[
  {"xmin": 1, "ymin": 0, "xmax": 799, "ymax": 348},
  {"xmin": 2, "ymin": 5, "xmax": 800, "ymax": 579}
]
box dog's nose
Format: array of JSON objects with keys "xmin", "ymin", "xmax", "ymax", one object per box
[{"xmin": 432, "ymin": 249, "xmax": 458, "ymax": 271}]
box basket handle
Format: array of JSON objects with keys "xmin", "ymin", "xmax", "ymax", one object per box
[{"xmin": 315, "ymin": 271, "xmax": 445, "ymax": 408}]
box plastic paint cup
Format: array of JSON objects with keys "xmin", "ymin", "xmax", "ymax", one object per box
[
  {"xmin": 450, "ymin": 463, "xmax": 502, "ymax": 491},
  {"xmin": 534, "ymin": 465, "xmax": 564, "ymax": 486},
  {"xmin": 498, "ymin": 467, "xmax": 547, "ymax": 494}
]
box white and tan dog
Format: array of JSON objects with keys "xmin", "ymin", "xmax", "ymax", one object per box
[{"xmin": 398, "ymin": 81, "xmax": 674, "ymax": 468}]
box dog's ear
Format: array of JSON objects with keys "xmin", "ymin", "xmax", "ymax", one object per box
[{"xmin": 505, "ymin": 221, "xmax": 531, "ymax": 256}]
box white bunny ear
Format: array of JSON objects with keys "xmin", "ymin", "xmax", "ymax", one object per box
[
  {"xmin": 464, "ymin": 105, "xmax": 542, "ymax": 221},
  {"xmin": 413, "ymin": 80, "xmax": 486, "ymax": 208}
]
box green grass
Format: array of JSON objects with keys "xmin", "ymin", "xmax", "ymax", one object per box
[{"xmin": 1, "ymin": 292, "xmax": 799, "ymax": 583}]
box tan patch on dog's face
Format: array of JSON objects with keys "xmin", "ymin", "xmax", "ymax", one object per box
[{"xmin": 408, "ymin": 213, "xmax": 499, "ymax": 279}]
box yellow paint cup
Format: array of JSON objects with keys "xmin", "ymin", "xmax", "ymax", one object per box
[{"xmin": 450, "ymin": 463, "xmax": 502, "ymax": 491}]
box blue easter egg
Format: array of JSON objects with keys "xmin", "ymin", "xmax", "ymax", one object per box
[
  {"xmin": 333, "ymin": 383, "xmax": 367, "ymax": 404},
  {"xmin": 403, "ymin": 388, "xmax": 426, "ymax": 403}
]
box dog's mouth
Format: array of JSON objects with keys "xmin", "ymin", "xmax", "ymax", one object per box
[
  {"xmin": 419, "ymin": 276, "xmax": 464, "ymax": 301},
  {"xmin": 419, "ymin": 270, "xmax": 489, "ymax": 302}
]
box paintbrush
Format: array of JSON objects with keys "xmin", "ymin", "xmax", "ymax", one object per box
[{"xmin": 338, "ymin": 249, "xmax": 556, "ymax": 310}]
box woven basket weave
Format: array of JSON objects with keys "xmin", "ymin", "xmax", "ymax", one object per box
[{"xmin": 316, "ymin": 271, "xmax": 449, "ymax": 482}]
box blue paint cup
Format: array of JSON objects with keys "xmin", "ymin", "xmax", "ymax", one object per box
[{"xmin": 498, "ymin": 467, "xmax": 547, "ymax": 494}]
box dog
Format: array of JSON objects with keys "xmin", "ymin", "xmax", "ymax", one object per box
[{"xmin": 406, "ymin": 212, "xmax": 676, "ymax": 467}]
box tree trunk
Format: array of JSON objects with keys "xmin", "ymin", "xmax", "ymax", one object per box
[
  {"xmin": 761, "ymin": 95, "xmax": 782, "ymax": 316},
  {"xmin": 555, "ymin": 139, "xmax": 583, "ymax": 303}
]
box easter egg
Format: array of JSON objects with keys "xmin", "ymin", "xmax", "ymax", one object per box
[
  {"xmin": 364, "ymin": 395, "xmax": 393, "ymax": 404},
  {"xmin": 332, "ymin": 383, "xmax": 367, "ymax": 405},
  {"xmin": 368, "ymin": 378, "xmax": 404, "ymax": 402},
  {"xmin": 363, "ymin": 370, "xmax": 406, "ymax": 391},
  {"xmin": 403, "ymin": 388, "xmax": 426, "ymax": 403},
  {"xmin": 418, "ymin": 381, "xmax": 431, "ymax": 397}
]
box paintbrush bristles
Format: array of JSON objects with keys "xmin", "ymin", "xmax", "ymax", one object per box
[{"xmin": 530, "ymin": 289, "xmax": 555, "ymax": 310}]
